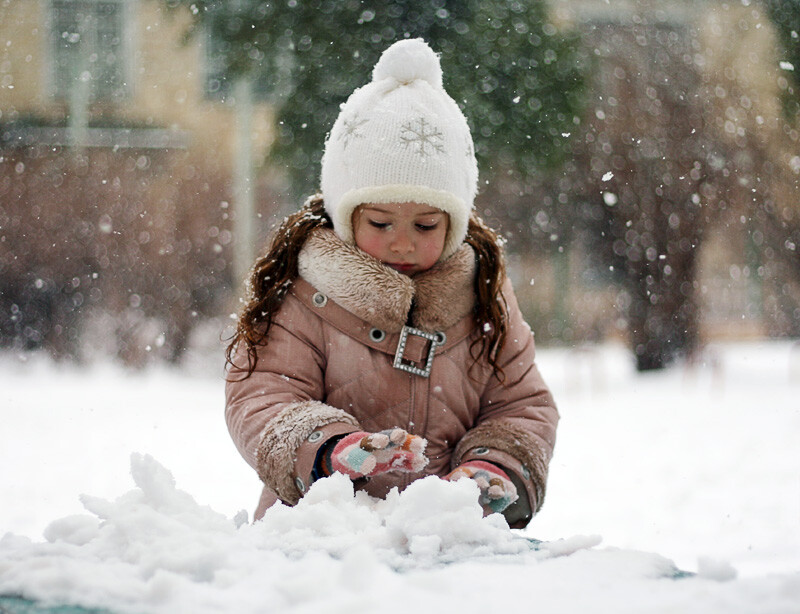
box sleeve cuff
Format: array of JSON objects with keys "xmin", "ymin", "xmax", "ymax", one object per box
[{"xmin": 256, "ymin": 400, "xmax": 360, "ymax": 504}]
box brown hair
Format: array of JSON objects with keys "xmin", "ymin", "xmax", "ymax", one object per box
[
  {"xmin": 226, "ymin": 196, "xmax": 509, "ymax": 379},
  {"xmin": 465, "ymin": 213, "xmax": 508, "ymax": 381}
]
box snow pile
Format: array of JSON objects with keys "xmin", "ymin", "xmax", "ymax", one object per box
[
  {"xmin": 1, "ymin": 341, "xmax": 799, "ymax": 613},
  {"xmin": 1, "ymin": 454, "xmax": 798, "ymax": 614},
  {"xmin": 0, "ymin": 454, "xmax": 591, "ymax": 613}
]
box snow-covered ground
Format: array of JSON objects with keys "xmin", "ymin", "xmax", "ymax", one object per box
[{"xmin": 1, "ymin": 340, "xmax": 798, "ymax": 613}]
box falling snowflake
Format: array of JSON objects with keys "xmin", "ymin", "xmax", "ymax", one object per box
[
  {"xmin": 337, "ymin": 114, "xmax": 369, "ymax": 149},
  {"xmin": 400, "ymin": 117, "xmax": 445, "ymax": 158}
]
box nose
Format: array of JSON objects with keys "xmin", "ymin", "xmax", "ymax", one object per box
[{"xmin": 390, "ymin": 229, "xmax": 414, "ymax": 255}]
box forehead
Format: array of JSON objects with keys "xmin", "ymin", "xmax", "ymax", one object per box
[{"xmin": 360, "ymin": 202, "xmax": 446, "ymax": 217}]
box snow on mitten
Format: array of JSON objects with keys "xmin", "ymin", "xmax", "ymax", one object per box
[
  {"xmin": 331, "ymin": 428, "xmax": 428, "ymax": 478},
  {"xmin": 446, "ymin": 460, "xmax": 519, "ymax": 514}
]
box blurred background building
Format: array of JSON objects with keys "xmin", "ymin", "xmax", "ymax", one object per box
[
  {"xmin": 0, "ymin": 0, "xmax": 798, "ymax": 370},
  {"xmin": 0, "ymin": 0, "xmax": 275, "ymax": 364}
]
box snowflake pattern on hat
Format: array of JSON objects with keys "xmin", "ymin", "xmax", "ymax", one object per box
[
  {"xmin": 338, "ymin": 114, "xmax": 369, "ymax": 149},
  {"xmin": 400, "ymin": 117, "xmax": 445, "ymax": 158}
]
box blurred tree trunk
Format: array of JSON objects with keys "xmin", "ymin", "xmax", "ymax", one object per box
[
  {"xmin": 568, "ymin": 5, "xmax": 800, "ymax": 370},
  {"xmin": 625, "ymin": 230, "xmax": 700, "ymax": 371},
  {"xmin": 571, "ymin": 20, "xmax": 715, "ymax": 370},
  {"xmin": 233, "ymin": 75, "xmax": 256, "ymax": 290}
]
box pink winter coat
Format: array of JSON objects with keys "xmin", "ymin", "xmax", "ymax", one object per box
[{"xmin": 225, "ymin": 228, "xmax": 558, "ymax": 528}]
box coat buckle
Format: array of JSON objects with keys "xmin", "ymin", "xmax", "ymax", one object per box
[{"xmin": 393, "ymin": 326, "xmax": 446, "ymax": 378}]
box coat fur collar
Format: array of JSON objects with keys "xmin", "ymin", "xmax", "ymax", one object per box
[{"xmin": 298, "ymin": 228, "xmax": 476, "ymax": 333}]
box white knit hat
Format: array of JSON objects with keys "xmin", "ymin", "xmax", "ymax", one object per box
[{"xmin": 321, "ymin": 38, "xmax": 478, "ymax": 260}]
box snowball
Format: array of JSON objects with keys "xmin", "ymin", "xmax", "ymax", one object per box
[{"xmin": 372, "ymin": 38, "xmax": 443, "ymax": 87}]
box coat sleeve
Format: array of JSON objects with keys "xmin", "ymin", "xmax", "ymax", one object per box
[
  {"xmin": 225, "ymin": 292, "xmax": 360, "ymax": 505},
  {"xmin": 452, "ymin": 278, "xmax": 559, "ymax": 526}
]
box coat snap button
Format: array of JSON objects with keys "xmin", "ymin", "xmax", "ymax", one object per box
[
  {"xmin": 473, "ymin": 447, "xmax": 489, "ymax": 455},
  {"xmin": 312, "ymin": 292, "xmax": 327, "ymax": 307},
  {"xmin": 369, "ymin": 328, "xmax": 386, "ymax": 342},
  {"xmin": 307, "ymin": 431, "xmax": 323, "ymax": 443},
  {"xmin": 295, "ymin": 477, "xmax": 306, "ymax": 493}
]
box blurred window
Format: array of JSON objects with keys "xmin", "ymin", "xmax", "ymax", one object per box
[{"xmin": 49, "ymin": 0, "xmax": 132, "ymax": 101}]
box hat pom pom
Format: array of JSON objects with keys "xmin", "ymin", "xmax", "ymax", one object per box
[{"xmin": 372, "ymin": 38, "xmax": 443, "ymax": 87}]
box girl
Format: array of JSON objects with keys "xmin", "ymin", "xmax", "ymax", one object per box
[{"xmin": 225, "ymin": 39, "xmax": 558, "ymax": 528}]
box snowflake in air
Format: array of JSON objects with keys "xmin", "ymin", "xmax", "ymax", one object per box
[
  {"xmin": 337, "ymin": 114, "xmax": 369, "ymax": 149},
  {"xmin": 400, "ymin": 117, "xmax": 445, "ymax": 158}
]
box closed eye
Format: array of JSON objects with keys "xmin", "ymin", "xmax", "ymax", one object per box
[
  {"xmin": 368, "ymin": 220, "xmax": 390, "ymax": 230},
  {"xmin": 416, "ymin": 223, "xmax": 439, "ymax": 231}
]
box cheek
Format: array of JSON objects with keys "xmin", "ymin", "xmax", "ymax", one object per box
[
  {"xmin": 354, "ymin": 228, "xmax": 386, "ymax": 259},
  {"xmin": 420, "ymin": 230, "xmax": 447, "ymax": 263}
]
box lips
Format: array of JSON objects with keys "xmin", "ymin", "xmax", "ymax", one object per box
[{"xmin": 387, "ymin": 263, "xmax": 415, "ymax": 274}]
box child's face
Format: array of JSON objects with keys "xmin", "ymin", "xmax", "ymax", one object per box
[{"xmin": 352, "ymin": 202, "xmax": 449, "ymax": 276}]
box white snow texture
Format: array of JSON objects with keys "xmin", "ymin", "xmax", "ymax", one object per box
[{"xmin": 0, "ymin": 341, "xmax": 799, "ymax": 613}]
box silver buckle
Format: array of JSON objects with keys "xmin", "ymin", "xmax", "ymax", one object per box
[{"xmin": 393, "ymin": 326, "xmax": 446, "ymax": 378}]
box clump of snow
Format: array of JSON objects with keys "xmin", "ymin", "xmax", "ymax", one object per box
[{"xmin": 258, "ymin": 466, "xmax": 537, "ymax": 569}]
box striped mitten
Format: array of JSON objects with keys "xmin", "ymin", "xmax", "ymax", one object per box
[{"xmin": 330, "ymin": 428, "xmax": 428, "ymax": 478}]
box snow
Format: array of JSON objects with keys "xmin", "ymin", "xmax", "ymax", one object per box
[
  {"xmin": 602, "ymin": 191, "xmax": 618, "ymax": 206},
  {"xmin": 1, "ymin": 340, "xmax": 799, "ymax": 613}
]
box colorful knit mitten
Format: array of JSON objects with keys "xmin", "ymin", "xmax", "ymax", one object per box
[
  {"xmin": 330, "ymin": 428, "xmax": 428, "ymax": 479},
  {"xmin": 446, "ymin": 460, "xmax": 519, "ymax": 514}
]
